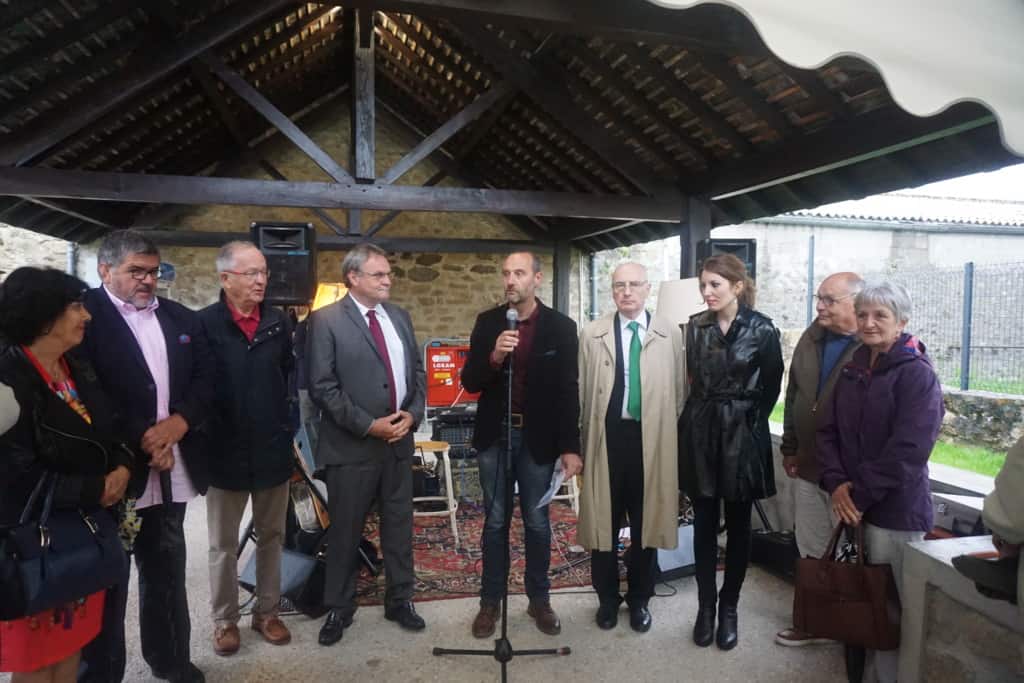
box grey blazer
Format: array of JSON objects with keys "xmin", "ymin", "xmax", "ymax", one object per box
[{"xmin": 307, "ymin": 294, "xmax": 426, "ymax": 466}]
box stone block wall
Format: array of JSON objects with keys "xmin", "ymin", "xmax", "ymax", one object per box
[
  {"xmin": 941, "ymin": 389, "xmax": 1024, "ymax": 452},
  {"xmin": 0, "ymin": 224, "xmax": 72, "ymax": 280}
]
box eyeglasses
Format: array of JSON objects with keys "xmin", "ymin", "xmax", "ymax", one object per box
[
  {"xmin": 357, "ymin": 270, "xmax": 392, "ymax": 281},
  {"xmin": 612, "ymin": 280, "xmax": 648, "ymax": 293},
  {"xmin": 223, "ymin": 269, "xmax": 270, "ymax": 282},
  {"xmin": 126, "ymin": 267, "xmax": 161, "ymax": 282},
  {"xmin": 813, "ymin": 293, "xmax": 854, "ymax": 308}
]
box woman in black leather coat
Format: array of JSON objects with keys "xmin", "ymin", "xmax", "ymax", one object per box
[
  {"xmin": 0, "ymin": 267, "xmax": 133, "ymax": 682},
  {"xmin": 678, "ymin": 254, "xmax": 783, "ymax": 652}
]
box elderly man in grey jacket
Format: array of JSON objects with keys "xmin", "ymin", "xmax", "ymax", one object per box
[{"xmin": 776, "ymin": 272, "xmax": 863, "ymax": 647}]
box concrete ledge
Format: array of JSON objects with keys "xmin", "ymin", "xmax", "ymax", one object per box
[{"xmin": 899, "ymin": 536, "xmax": 1022, "ymax": 682}]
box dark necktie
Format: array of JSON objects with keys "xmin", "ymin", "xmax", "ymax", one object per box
[{"xmin": 366, "ymin": 309, "xmax": 396, "ymax": 411}]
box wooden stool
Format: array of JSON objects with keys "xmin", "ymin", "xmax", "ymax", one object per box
[{"xmin": 413, "ymin": 440, "xmax": 459, "ymax": 547}]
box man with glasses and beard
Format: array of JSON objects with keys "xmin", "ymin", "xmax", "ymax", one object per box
[
  {"xmin": 198, "ymin": 241, "xmax": 296, "ymax": 656},
  {"xmin": 78, "ymin": 230, "xmax": 213, "ymax": 683}
]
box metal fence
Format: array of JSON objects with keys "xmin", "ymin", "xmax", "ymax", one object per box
[{"xmin": 856, "ymin": 261, "xmax": 1024, "ymax": 395}]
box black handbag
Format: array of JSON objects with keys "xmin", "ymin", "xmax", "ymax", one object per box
[{"xmin": 0, "ymin": 471, "xmax": 128, "ymax": 620}]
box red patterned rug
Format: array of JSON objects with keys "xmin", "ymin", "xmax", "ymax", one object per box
[{"xmin": 356, "ymin": 501, "xmax": 592, "ymax": 604}]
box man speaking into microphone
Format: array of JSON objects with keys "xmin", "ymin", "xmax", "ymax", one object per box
[{"xmin": 461, "ymin": 252, "xmax": 582, "ymax": 639}]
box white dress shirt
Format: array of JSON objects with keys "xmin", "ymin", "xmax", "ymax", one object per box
[
  {"xmin": 618, "ymin": 310, "xmax": 648, "ymax": 420},
  {"xmin": 351, "ymin": 297, "xmax": 408, "ymax": 411}
]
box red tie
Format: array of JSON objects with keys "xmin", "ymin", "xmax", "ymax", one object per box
[{"xmin": 366, "ymin": 309, "xmax": 397, "ymax": 411}]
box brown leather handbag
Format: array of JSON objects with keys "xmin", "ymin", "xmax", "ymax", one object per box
[{"xmin": 793, "ymin": 523, "xmax": 901, "ymax": 650}]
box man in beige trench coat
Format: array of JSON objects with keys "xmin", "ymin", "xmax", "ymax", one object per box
[{"xmin": 578, "ymin": 262, "xmax": 685, "ymax": 633}]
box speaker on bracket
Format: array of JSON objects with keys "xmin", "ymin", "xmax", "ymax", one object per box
[
  {"xmin": 696, "ymin": 238, "xmax": 757, "ymax": 281},
  {"xmin": 250, "ymin": 222, "xmax": 317, "ymax": 305}
]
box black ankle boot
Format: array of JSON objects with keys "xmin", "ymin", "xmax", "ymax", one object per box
[
  {"xmin": 716, "ymin": 604, "xmax": 738, "ymax": 650},
  {"xmin": 692, "ymin": 606, "xmax": 716, "ymax": 647}
]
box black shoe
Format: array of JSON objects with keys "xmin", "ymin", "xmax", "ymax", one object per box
[
  {"xmin": 692, "ymin": 606, "xmax": 715, "ymax": 647},
  {"xmin": 152, "ymin": 663, "xmax": 205, "ymax": 683},
  {"xmin": 716, "ymin": 604, "xmax": 738, "ymax": 650},
  {"xmin": 629, "ymin": 605, "xmax": 652, "ymax": 633},
  {"xmin": 385, "ymin": 601, "xmax": 426, "ymax": 631},
  {"xmin": 318, "ymin": 609, "xmax": 353, "ymax": 646},
  {"xmin": 595, "ymin": 602, "xmax": 619, "ymax": 630}
]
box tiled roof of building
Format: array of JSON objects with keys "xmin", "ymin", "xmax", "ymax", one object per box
[{"xmin": 793, "ymin": 192, "xmax": 1024, "ymax": 227}]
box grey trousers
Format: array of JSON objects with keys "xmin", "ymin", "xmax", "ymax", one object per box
[
  {"xmin": 862, "ymin": 522, "xmax": 925, "ymax": 683},
  {"xmin": 794, "ymin": 477, "xmax": 836, "ymax": 559},
  {"xmin": 206, "ymin": 482, "xmax": 290, "ymax": 626}
]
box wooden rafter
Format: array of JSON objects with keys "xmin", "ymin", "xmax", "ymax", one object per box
[{"xmin": 0, "ymin": 0, "xmax": 294, "ymax": 166}]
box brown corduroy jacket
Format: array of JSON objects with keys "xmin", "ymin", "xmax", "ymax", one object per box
[{"xmin": 779, "ymin": 321, "xmax": 860, "ymax": 483}]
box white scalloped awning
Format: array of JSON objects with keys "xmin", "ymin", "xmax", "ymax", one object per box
[{"xmin": 647, "ymin": 0, "xmax": 1024, "ymax": 157}]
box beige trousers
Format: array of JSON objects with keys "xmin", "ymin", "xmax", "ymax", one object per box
[{"xmin": 206, "ymin": 482, "xmax": 290, "ymax": 626}]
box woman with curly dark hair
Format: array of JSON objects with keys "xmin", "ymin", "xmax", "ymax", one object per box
[
  {"xmin": 0, "ymin": 267, "xmax": 133, "ymax": 683},
  {"xmin": 678, "ymin": 253, "xmax": 784, "ymax": 652}
]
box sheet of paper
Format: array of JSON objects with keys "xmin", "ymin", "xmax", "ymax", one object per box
[{"xmin": 536, "ymin": 464, "xmax": 565, "ymax": 509}]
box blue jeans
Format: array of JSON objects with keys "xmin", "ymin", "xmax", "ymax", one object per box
[{"xmin": 477, "ymin": 428, "xmax": 556, "ymax": 603}]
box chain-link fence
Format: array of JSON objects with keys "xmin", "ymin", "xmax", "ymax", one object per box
[{"xmin": 861, "ymin": 261, "xmax": 1024, "ymax": 395}]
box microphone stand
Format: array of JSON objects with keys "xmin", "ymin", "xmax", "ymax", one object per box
[{"xmin": 433, "ymin": 316, "xmax": 570, "ymax": 682}]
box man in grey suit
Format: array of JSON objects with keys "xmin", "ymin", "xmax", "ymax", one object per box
[{"xmin": 307, "ymin": 243, "xmax": 427, "ymax": 646}]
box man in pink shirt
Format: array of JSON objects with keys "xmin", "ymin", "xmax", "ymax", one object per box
[{"xmin": 78, "ymin": 230, "xmax": 214, "ymax": 683}]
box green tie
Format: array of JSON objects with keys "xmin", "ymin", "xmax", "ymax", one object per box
[{"xmin": 627, "ymin": 320, "xmax": 641, "ymax": 419}]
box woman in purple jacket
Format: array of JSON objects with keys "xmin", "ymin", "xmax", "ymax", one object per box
[{"xmin": 817, "ymin": 280, "xmax": 944, "ymax": 683}]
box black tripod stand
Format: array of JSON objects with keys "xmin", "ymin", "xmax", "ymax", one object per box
[{"xmin": 432, "ymin": 329, "xmax": 570, "ymax": 681}]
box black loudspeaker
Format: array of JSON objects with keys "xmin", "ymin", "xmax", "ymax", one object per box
[
  {"xmin": 250, "ymin": 222, "xmax": 317, "ymax": 305},
  {"xmin": 697, "ymin": 238, "xmax": 757, "ymax": 281}
]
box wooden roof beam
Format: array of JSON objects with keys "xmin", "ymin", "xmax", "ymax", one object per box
[
  {"xmin": 0, "ymin": 0, "xmax": 295, "ymax": 166},
  {"xmin": 613, "ymin": 43, "xmax": 751, "ymax": 154},
  {"xmin": 0, "ymin": 166, "xmax": 683, "ymax": 222},
  {"xmin": 448, "ymin": 21, "xmax": 682, "ymax": 200},
  {"xmin": 200, "ymin": 53, "xmax": 355, "ymax": 184},
  {"xmin": 333, "ymin": 0, "xmax": 770, "ymax": 55},
  {"xmin": 693, "ymin": 104, "xmax": 1000, "ymax": 200}
]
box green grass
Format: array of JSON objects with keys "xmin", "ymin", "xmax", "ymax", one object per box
[
  {"xmin": 768, "ymin": 402, "xmax": 1005, "ymax": 477},
  {"xmin": 929, "ymin": 441, "xmax": 1005, "ymax": 478}
]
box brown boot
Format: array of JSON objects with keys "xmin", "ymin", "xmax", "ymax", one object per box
[
  {"xmin": 472, "ymin": 602, "xmax": 500, "ymax": 639},
  {"xmin": 252, "ymin": 614, "xmax": 292, "ymax": 645},
  {"xmin": 213, "ymin": 624, "xmax": 240, "ymax": 656},
  {"xmin": 527, "ymin": 599, "xmax": 561, "ymax": 636}
]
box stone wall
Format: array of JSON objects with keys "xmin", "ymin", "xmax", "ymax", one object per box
[
  {"xmin": 942, "ymin": 389, "xmax": 1024, "ymax": 452},
  {"xmin": 922, "ymin": 586, "xmax": 1023, "ymax": 682},
  {"xmin": 0, "ymin": 224, "xmax": 72, "ymax": 280}
]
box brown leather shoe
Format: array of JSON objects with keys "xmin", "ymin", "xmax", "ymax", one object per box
[
  {"xmin": 251, "ymin": 614, "xmax": 292, "ymax": 645},
  {"xmin": 213, "ymin": 624, "xmax": 240, "ymax": 656},
  {"xmin": 472, "ymin": 603, "xmax": 500, "ymax": 639},
  {"xmin": 527, "ymin": 599, "xmax": 561, "ymax": 635}
]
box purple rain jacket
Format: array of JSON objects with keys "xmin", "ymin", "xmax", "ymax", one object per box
[{"xmin": 816, "ymin": 333, "xmax": 944, "ymax": 532}]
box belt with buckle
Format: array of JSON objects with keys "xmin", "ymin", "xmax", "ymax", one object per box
[{"xmin": 508, "ymin": 412, "xmax": 524, "ymax": 428}]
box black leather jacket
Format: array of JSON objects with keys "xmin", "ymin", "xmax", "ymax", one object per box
[
  {"xmin": 0, "ymin": 347, "xmax": 133, "ymax": 525},
  {"xmin": 678, "ymin": 306, "xmax": 783, "ymax": 501}
]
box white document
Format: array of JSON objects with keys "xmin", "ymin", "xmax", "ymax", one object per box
[{"xmin": 535, "ymin": 464, "xmax": 565, "ymax": 509}]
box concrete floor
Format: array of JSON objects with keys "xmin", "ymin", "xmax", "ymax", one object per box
[{"xmin": 4, "ymin": 497, "xmax": 847, "ymax": 682}]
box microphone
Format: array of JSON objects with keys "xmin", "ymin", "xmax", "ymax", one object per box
[{"xmin": 505, "ymin": 307, "xmax": 519, "ymax": 331}]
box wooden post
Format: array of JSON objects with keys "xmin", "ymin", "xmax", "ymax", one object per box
[
  {"xmin": 680, "ymin": 197, "xmax": 712, "ymax": 278},
  {"xmin": 350, "ymin": 8, "xmax": 375, "ymax": 184},
  {"xmin": 554, "ymin": 240, "xmax": 572, "ymax": 314}
]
